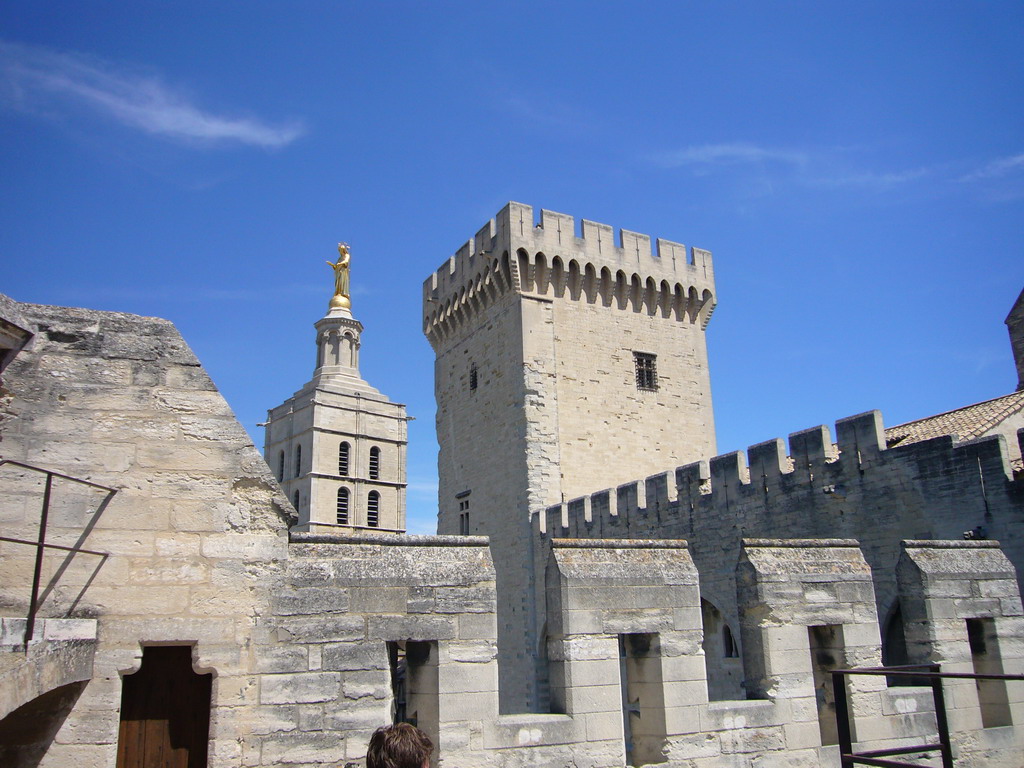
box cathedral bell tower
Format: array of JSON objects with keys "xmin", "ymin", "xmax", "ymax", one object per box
[{"xmin": 265, "ymin": 244, "xmax": 408, "ymax": 533}]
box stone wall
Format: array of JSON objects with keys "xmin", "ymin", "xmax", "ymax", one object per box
[
  {"xmin": 539, "ymin": 409, "xmax": 1024, "ymax": 700},
  {"xmin": 0, "ymin": 299, "xmax": 292, "ymax": 766},
  {"xmin": 3, "ymin": 296, "xmax": 1022, "ymax": 768}
]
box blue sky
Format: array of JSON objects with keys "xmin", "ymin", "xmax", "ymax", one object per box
[{"xmin": 2, "ymin": 2, "xmax": 1022, "ymax": 534}]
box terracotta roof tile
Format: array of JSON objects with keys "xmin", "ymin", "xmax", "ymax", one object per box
[{"xmin": 885, "ymin": 391, "xmax": 1024, "ymax": 448}]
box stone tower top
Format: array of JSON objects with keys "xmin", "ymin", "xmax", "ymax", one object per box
[{"xmin": 423, "ymin": 202, "xmax": 716, "ymax": 348}]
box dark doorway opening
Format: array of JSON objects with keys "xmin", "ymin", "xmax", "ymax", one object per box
[{"xmin": 116, "ymin": 646, "xmax": 212, "ymax": 768}]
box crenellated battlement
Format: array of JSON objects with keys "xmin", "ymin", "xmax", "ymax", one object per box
[
  {"xmin": 423, "ymin": 202, "xmax": 717, "ymax": 345},
  {"xmin": 535, "ymin": 410, "xmax": 1024, "ymax": 543}
]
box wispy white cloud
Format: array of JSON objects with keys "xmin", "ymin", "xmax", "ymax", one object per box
[
  {"xmin": 655, "ymin": 142, "xmax": 808, "ymax": 168},
  {"xmin": 959, "ymin": 153, "xmax": 1024, "ymax": 182},
  {"xmin": 496, "ymin": 92, "xmax": 598, "ymax": 136},
  {"xmin": 657, "ymin": 141, "xmax": 1024, "ymax": 199},
  {"xmin": 653, "ymin": 141, "xmax": 948, "ymax": 193},
  {"xmin": 807, "ymin": 166, "xmax": 933, "ymax": 188},
  {"xmin": 0, "ymin": 40, "xmax": 304, "ymax": 148}
]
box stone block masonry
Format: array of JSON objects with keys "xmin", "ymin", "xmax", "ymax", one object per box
[
  {"xmin": 2, "ymin": 294, "xmax": 1023, "ymax": 767},
  {"xmin": 424, "ymin": 203, "xmax": 719, "ymax": 712},
  {"xmin": 539, "ymin": 408, "xmax": 1024, "ymax": 702}
]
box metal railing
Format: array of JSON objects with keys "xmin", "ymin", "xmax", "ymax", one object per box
[
  {"xmin": 832, "ymin": 663, "xmax": 1024, "ymax": 768},
  {"xmin": 0, "ymin": 459, "xmax": 114, "ymax": 646}
]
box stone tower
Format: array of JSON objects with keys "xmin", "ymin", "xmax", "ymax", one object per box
[
  {"xmin": 423, "ymin": 202, "xmax": 718, "ymax": 710},
  {"xmin": 266, "ymin": 252, "xmax": 408, "ymax": 533},
  {"xmin": 1007, "ymin": 286, "xmax": 1024, "ymax": 391}
]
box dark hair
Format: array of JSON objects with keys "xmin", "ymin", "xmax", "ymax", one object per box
[{"xmin": 366, "ymin": 723, "xmax": 433, "ymax": 768}]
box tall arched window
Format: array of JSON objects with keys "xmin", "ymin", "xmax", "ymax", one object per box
[
  {"xmin": 367, "ymin": 491, "xmax": 380, "ymax": 527},
  {"xmin": 292, "ymin": 490, "xmax": 300, "ymax": 511},
  {"xmin": 336, "ymin": 487, "xmax": 350, "ymax": 525},
  {"xmin": 369, "ymin": 446, "xmax": 381, "ymax": 480},
  {"xmin": 338, "ymin": 442, "xmax": 350, "ymax": 477},
  {"xmin": 294, "ymin": 444, "xmax": 302, "ymax": 477},
  {"xmin": 277, "ymin": 451, "xmax": 285, "ymax": 482}
]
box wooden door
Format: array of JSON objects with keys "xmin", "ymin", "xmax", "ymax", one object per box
[{"xmin": 116, "ymin": 646, "xmax": 212, "ymax": 768}]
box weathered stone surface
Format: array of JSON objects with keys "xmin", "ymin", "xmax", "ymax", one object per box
[{"xmin": 5, "ymin": 237, "xmax": 1024, "ymax": 768}]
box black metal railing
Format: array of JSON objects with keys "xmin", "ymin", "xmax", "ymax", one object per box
[
  {"xmin": 832, "ymin": 663, "xmax": 1024, "ymax": 768},
  {"xmin": 0, "ymin": 459, "xmax": 115, "ymax": 646}
]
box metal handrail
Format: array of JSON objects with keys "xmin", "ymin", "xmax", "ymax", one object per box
[
  {"xmin": 832, "ymin": 664, "xmax": 1024, "ymax": 768},
  {"xmin": 0, "ymin": 459, "xmax": 115, "ymax": 646}
]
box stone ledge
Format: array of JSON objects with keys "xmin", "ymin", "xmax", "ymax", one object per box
[
  {"xmin": 743, "ymin": 538, "xmax": 861, "ymax": 548},
  {"xmin": 551, "ymin": 538, "xmax": 689, "ymax": 549},
  {"xmin": 290, "ymin": 532, "xmax": 490, "ymax": 547},
  {"xmin": 902, "ymin": 539, "xmax": 1001, "ymax": 549}
]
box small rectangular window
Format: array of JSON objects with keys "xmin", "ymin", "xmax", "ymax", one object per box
[
  {"xmin": 469, "ymin": 363, "xmax": 478, "ymax": 391},
  {"xmin": 634, "ymin": 352, "xmax": 658, "ymax": 391}
]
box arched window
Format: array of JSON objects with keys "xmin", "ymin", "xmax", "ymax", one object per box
[
  {"xmin": 294, "ymin": 444, "xmax": 302, "ymax": 477},
  {"xmin": 336, "ymin": 487, "xmax": 349, "ymax": 525},
  {"xmin": 723, "ymin": 624, "xmax": 739, "ymax": 658},
  {"xmin": 369, "ymin": 446, "xmax": 381, "ymax": 480},
  {"xmin": 367, "ymin": 491, "xmax": 380, "ymax": 527},
  {"xmin": 292, "ymin": 490, "xmax": 300, "ymax": 511},
  {"xmin": 338, "ymin": 441, "xmax": 350, "ymax": 476},
  {"xmin": 277, "ymin": 451, "xmax": 285, "ymax": 482}
]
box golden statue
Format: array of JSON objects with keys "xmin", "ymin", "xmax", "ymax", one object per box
[{"xmin": 327, "ymin": 243, "xmax": 351, "ymax": 309}]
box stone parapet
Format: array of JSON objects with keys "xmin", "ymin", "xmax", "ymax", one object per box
[
  {"xmin": 423, "ymin": 202, "xmax": 716, "ymax": 347},
  {"xmin": 897, "ymin": 539, "xmax": 1024, "ymax": 760}
]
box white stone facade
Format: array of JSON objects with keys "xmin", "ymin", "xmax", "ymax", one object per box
[
  {"xmin": 423, "ymin": 202, "xmax": 718, "ymax": 710},
  {"xmin": 2, "ymin": 281, "xmax": 1023, "ymax": 767},
  {"xmin": 266, "ymin": 303, "xmax": 408, "ymax": 533}
]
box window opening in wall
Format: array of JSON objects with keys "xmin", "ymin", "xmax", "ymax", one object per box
[
  {"xmin": 619, "ymin": 633, "xmax": 667, "ymax": 766},
  {"xmin": 808, "ymin": 624, "xmax": 849, "ymax": 746},
  {"xmin": 469, "ymin": 363, "xmax": 478, "ymax": 391},
  {"xmin": 457, "ymin": 493, "xmax": 471, "ymax": 535},
  {"xmin": 294, "ymin": 444, "xmax": 302, "ymax": 477},
  {"xmin": 116, "ymin": 646, "xmax": 211, "ymax": 768},
  {"xmin": 633, "ymin": 352, "xmax": 658, "ymax": 391},
  {"xmin": 277, "ymin": 451, "xmax": 285, "ymax": 482},
  {"xmin": 369, "ymin": 446, "xmax": 381, "ymax": 480},
  {"xmin": 388, "ymin": 641, "xmax": 438, "ymax": 762},
  {"xmin": 338, "ymin": 441, "xmax": 350, "ymax": 477},
  {"xmin": 700, "ymin": 599, "xmax": 743, "ymax": 700},
  {"xmin": 966, "ymin": 617, "xmax": 1012, "ymax": 727},
  {"xmin": 336, "ymin": 487, "xmax": 349, "ymax": 525},
  {"xmin": 292, "ymin": 490, "xmax": 300, "ymax": 512},
  {"xmin": 367, "ymin": 491, "xmax": 380, "ymax": 527},
  {"xmin": 882, "ymin": 602, "xmax": 913, "ymax": 686},
  {"xmin": 387, "ymin": 642, "xmax": 409, "ymax": 725},
  {"xmin": 723, "ymin": 625, "xmax": 739, "ymax": 658}
]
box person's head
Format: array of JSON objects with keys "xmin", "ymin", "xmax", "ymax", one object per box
[{"xmin": 366, "ymin": 723, "xmax": 433, "ymax": 768}]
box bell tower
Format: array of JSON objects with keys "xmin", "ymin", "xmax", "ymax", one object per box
[{"xmin": 266, "ymin": 244, "xmax": 408, "ymax": 533}]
